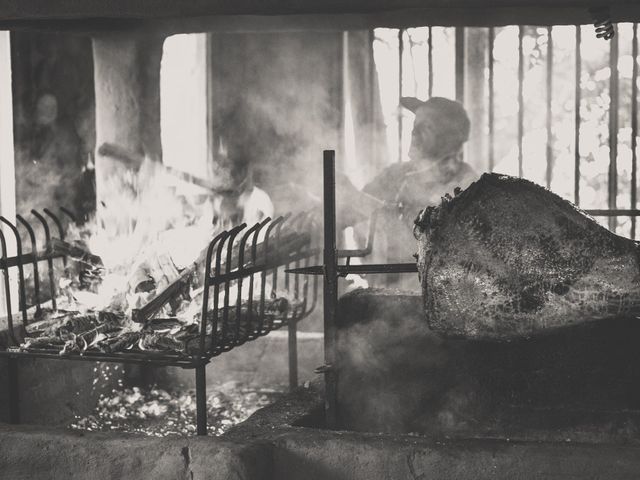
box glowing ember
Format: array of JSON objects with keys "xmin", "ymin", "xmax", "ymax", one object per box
[{"xmin": 68, "ymin": 382, "xmax": 283, "ymax": 436}]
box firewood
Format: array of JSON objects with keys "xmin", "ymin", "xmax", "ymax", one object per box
[{"xmin": 47, "ymin": 237, "xmax": 103, "ymax": 268}]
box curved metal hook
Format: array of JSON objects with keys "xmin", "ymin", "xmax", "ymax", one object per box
[
  {"xmin": 16, "ymin": 215, "xmax": 41, "ymax": 312},
  {"xmin": 0, "ymin": 217, "xmax": 27, "ymax": 325}
]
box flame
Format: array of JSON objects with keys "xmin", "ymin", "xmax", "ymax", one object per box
[{"xmin": 61, "ymin": 156, "xmax": 275, "ymax": 324}]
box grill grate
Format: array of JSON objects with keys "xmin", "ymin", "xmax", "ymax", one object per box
[{"xmin": 0, "ymin": 208, "xmax": 323, "ymax": 434}]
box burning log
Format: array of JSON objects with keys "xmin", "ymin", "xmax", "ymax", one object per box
[
  {"xmin": 15, "ymin": 295, "xmax": 299, "ymax": 357},
  {"xmin": 47, "ymin": 237, "xmax": 103, "ymax": 269},
  {"xmin": 131, "ymin": 263, "xmax": 194, "ymax": 323},
  {"xmin": 130, "ymin": 229, "xmax": 312, "ymax": 324},
  {"xmin": 414, "ymin": 173, "xmax": 640, "ymax": 341},
  {"xmin": 98, "ymin": 142, "xmax": 232, "ymax": 194}
]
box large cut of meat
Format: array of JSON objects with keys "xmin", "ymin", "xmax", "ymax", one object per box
[{"xmin": 414, "ymin": 173, "xmax": 640, "ymax": 341}]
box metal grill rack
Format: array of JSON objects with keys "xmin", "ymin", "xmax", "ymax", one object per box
[{"xmin": 0, "ymin": 209, "xmax": 323, "ymax": 435}]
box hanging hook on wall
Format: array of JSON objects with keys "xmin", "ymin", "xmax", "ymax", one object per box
[{"xmin": 589, "ymin": 6, "xmax": 615, "ymax": 40}]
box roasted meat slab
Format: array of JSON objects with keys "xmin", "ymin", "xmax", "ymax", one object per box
[{"xmin": 414, "ymin": 173, "xmax": 640, "ymax": 341}]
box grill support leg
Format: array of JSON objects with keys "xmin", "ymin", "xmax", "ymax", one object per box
[
  {"xmin": 195, "ymin": 364, "xmax": 207, "ymax": 436},
  {"xmin": 288, "ymin": 320, "xmax": 298, "ymax": 391},
  {"xmin": 7, "ymin": 357, "xmax": 19, "ymax": 424}
]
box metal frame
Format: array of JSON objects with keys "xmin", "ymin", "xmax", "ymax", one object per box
[
  {"xmin": 0, "ymin": 209, "xmax": 321, "ymax": 435},
  {"xmin": 287, "ymin": 151, "xmax": 416, "ymax": 428}
]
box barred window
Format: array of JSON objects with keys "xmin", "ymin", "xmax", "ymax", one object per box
[{"xmin": 372, "ymin": 25, "xmax": 640, "ymax": 239}]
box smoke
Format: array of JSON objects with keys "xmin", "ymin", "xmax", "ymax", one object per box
[
  {"xmin": 335, "ymin": 288, "xmax": 462, "ymax": 434},
  {"xmin": 208, "ymin": 31, "xmax": 383, "ymax": 223}
]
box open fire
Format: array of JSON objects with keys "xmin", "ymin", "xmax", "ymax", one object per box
[
  {"xmin": 0, "ymin": 150, "xmax": 322, "ymax": 433},
  {"xmin": 1, "ymin": 198, "xmax": 318, "ymax": 359}
]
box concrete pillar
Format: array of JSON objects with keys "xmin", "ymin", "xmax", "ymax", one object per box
[
  {"xmin": 92, "ymin": 34, "xmax": 164, "ymax": 239},
  {"xmin": 0, "ymin": 31, "xmax": 15, "ymax": 322}
]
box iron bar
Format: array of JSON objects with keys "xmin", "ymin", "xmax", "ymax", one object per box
[
  {"xmin": 546, "ymin": 26, "xmax": 554, "ymax": 189},
  {"xmin": 31, "ymin": 210, "xmax": 56, "ymax": 310},
  {"xmin": 428, "ymin": 26, "xmax": 433, "ymax": 97},
  {"xmin": 288, "ymin": 310, "xmax": 298, "ymax": 391},
  {"xmin": 585, "ymin": 209, "xmax": 640, "ymax": 216},
  {"xmin": 488, "ymin": 26, "xmax": 495, "ymax": 171},
  {"xmin": 195, "ymin": 364, "xmax": 207, "ymax": 436},
  {"xmin": 209, "ymin": 230, "xmax": 230, "ymax": 355},
  {"xmin": 287, "ymin": 263, "xmax": 418, "ymax": 276},
  {"xmin": 609, "ymin": 32, "xmax": 620, "ymax": 232},
  {"xmin": 0, "ymin": 349, "xmax": 207, "ymax": 368},
  {"xmin": 518, "ymin": 25, "xmax": 525, "ymax": 178},
  {"xmin": 44, "ymin": 208, "xmax": 67, "ymax": 267},
  {"xmin": 323, "ymin": 150, "xmax": 338, "ymax": 429},
  {"xmin": 59, "ymin": 207, "xmax": 77, "ymax": 224},
  {"xmin": 16, "ymin": 215, "xmax": 41, "ymax": 312},
  {"xmin": 398, "ymin": 28, "xmax": 404, "ymax": 163},
  {"xmin": 235, "ymin": 222, "xmax": 261, "ymax": 343},
  {"xmin": 258, "ymin": 217, "xmax": 283, "ymax": 335},
  {"xmin": 0, "ymin": 217, "xmax": 27, "ymax": 325},
  {"xmin": 0, "ymin": 249, "xmax": 64, "ymax": 269},
  {"xmin": 0, "ymin": 226, "xmax": 17, "ymax": 345},
  {"xmin": 200, "ymin": 231, "xmax": 227, "ymax": 355},
  {"xmin": 455, "ymin": 27, "xmax": 465, "ymax": 104},
  {"xmin": 632, "ymin": 23, "xmax": 638, "ymax": 239},
  {"xmin": 575, "ymin": 26, "xmax": 582, "ymax": 206}
]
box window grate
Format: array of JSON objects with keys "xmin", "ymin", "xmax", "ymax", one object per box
[{"xmin": 374, "ymin": 24, "xmax": 640, "ymax": 239}]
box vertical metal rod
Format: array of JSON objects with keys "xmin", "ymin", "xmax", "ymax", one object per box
[
  {"xmin": 246, "ymin": 220, "xmax": 267, "ymax": 341},
  {"xmin": 575, "ymin": 26, "xmax": 582, "ymax": 206},
  {"xmin": 8, "ymin": 357, "xmax": 19, "ymax": 424},
  {"xmin": 0, "ymin": 217, "xmax": 27, "ymax": 325},
  {"xmin": 455, "ymin": 27, "xmax": 465, "ymax": 104},
  {"xmin": 210, "ymin": 233, "xmax": 229, "ymax": 355},
  {"xmin": 323, "ymin": 150, "xmax": 338, "ymax": 429},
  {"xmin": 609, "ymin": 32, "xmax": 619, "ymax": 232},
  {"xmin": 398, "ymin": 28, "xmax": 404, "ymax": 163},
  {"xmin": 0, "ymin": 228, "xmax": 17, "ymax": 345},
  {"xmin": 546, "ymin": 26, "xmax": 554, "ymax": 189},
  {"xmin": 518, "ymin": 25, "xmax": 525, "ymax": 178},
  {"xmin": 31, "ymin": 210, "xmax": 56, "ymax": 309},
  {"xmin": 488, "ymin": 27, "xmax": 495, "ymax": 171},
  {"xmin": 195, "ymin": 364, "xmax": 207, "ymax": 436},
  {"xmin": 632, "ymin": 23, "xmax": 638, "ymax": 239},
  {"xmin": 201, "ymin": 231, "xmax": 227, "ymax": 355},
  {"xmin": 221, "ymin": 225, "xmax": 245, "ymax": 344},
  {"xmin": 428, "ymin": 26, "xmax": 433, "ymax": 97},
  {"xmin": 236, "ymin": 224, "xmax": 258, "ymax": 344},
  {"xmin": 288, "ymin": 315, "xmax": 298, "ymax": 391},
  {"xmin": 259, "ymin": 218, "xmax": 282, "ymax": 334},
  {"xmin": 43, "ymin": 208, "xmax": 67, "ymax": 268},
  {"xmin": 16, "ymin": 215, "xmax": 41, "ymax": 313}
]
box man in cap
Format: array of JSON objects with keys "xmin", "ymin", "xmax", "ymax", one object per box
[
  {"xmin": 364, "ymin": 96, "xmax": 476, "ymax": 218},
  {"xmin": 359, "ymin": 96, "xmax": 478, "ymax": 288}
]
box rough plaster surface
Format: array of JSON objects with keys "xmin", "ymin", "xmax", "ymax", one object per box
[
  {"xmin": 272, "ymin": 430, "xmax": 640, "ymax": 480},
  {"xmin": 3, "ymin": 381, "xmax": 640, "ymax": 479},
  {"xmin": 0, "ymin": 424, "xmax": 271, "ymax": 480},
  {"xmin": 0, "ymin": 357, "xmax": 124, "ymax": 425}
]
